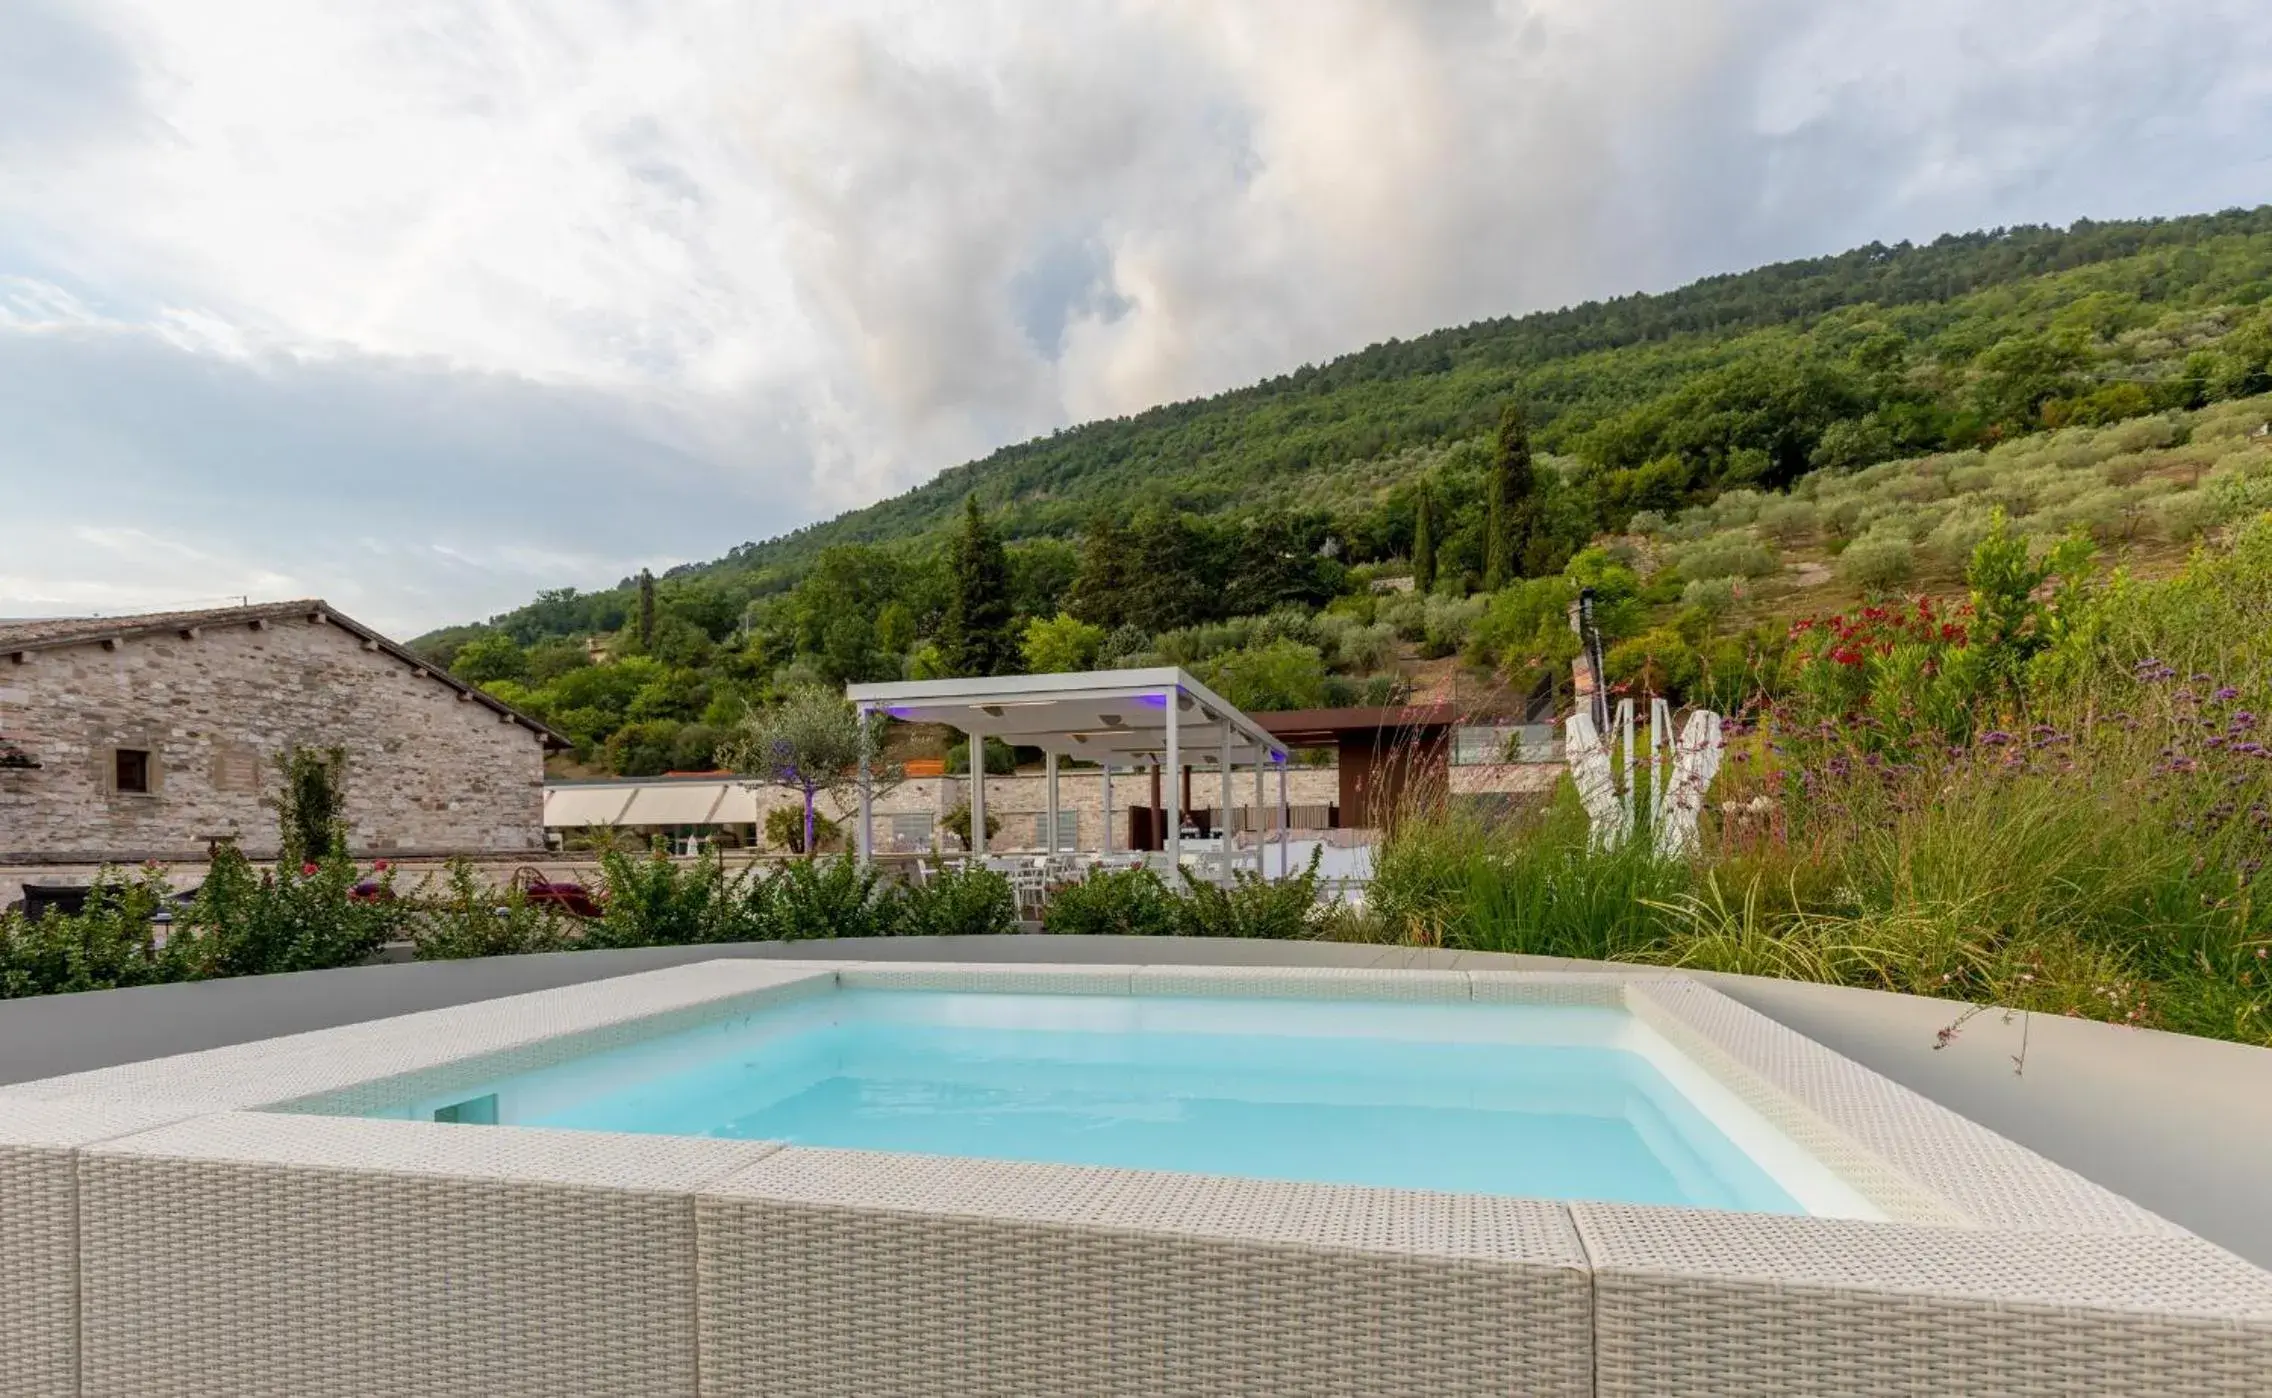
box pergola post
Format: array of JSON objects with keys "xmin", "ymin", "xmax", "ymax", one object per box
[
  {"xmin": 1045, "ymin": 750, "xmax": 1060, "ymax": 860},
  {"xmin": 1253, "ymin": 756, "xmax": 1266, "ymax": 879},
  {"xmin": 1278, "ymin": 762, "xmax": 1290, "ymax": 880},
  {"xmin": 1101, "ymin": 762, "xmax": 1114, "ymax": 855},
  {"xmin": 855, "ymin": 702, "xmax": 874, "ymax": 869},
  {"xmin": 1164, "ymin": 692, "xmax": 1181, "ymax": 871},
  {"xmin": 1217, "ymin": 724, "xmax": 1233, "ymax": 887},
  {"xmin": 966, "ymin": 729, "xmax": 987, "ymax": 857}
]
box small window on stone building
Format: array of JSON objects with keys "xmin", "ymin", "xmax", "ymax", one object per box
[{"xmin": 115, "ymin": 748, "xmax": 152, "ymax": 794}]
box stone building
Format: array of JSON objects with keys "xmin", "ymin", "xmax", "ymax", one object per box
[{"xmin": 0, "ymin": 601, "xmax": 562, "ymax": 901}]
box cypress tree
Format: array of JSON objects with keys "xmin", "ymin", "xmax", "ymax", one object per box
[
  {"xmin": 1485, "ymin": 402, "xmax": 1537, "ymax": 590},
  {"xmin": 1069, "ymin": 511, "xmax": 1135, "ymax": 627},
  {"xmin": 1412, "ymin": 484, "xmax": 1437, "ymax": 594},
  {"xmin": 636, "ymin": 568, "xmax": 657, "ymax": 649},
  {"xmin": 943, "ymin": 496, "xmax": 1016, "ymax": 676}
]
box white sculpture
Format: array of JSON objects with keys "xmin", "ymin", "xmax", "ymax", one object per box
[
  {"xmin": 1564, "ymin": 697, "xmax": 1723, "ymax": 856},
  {"xmin": 1653, "ymin": 707, "xmax": 1724, "ymax": 860},
  {"xmin": 1564, "ymin": 703, "xmax": 1632, "ymax": 850}
]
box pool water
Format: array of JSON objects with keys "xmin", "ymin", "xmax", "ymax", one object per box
[{"xmin": 361, "ymin": 989, "xmax": 1872, "ymax": 1215}]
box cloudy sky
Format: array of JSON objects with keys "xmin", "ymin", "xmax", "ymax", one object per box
[{"xmin": 3, "ymin": 0, "xmax": 2268, "ymax": 635}]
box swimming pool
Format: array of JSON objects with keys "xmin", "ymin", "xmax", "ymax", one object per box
[
  {"xmin": 361, "ymin": 986, "xmax": 1876, "ymax": 1216},
  {"xmin": 22, "ymin": 958, "xmax": 2243, "ymax": 1398}
]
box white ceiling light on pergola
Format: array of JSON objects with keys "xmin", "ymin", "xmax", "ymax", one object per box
[{"xmin": 844, "ymin": 667, "xmax": 1289, "ymax": 768}]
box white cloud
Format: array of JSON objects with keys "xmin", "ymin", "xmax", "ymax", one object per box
[{"xmin": 1, "ymin": 0, "xmax": 2268, "ymax": 632}]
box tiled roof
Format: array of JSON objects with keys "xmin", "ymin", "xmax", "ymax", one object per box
[
  {"xmin": 0, "ymin": 600, "xmax": 568, "ymax": 748},
  {"xmin": 0, "ymin": 600, "xmax": 328, "ymax": 650}
]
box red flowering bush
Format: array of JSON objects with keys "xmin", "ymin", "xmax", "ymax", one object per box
[
  {"xmin": 1776, "ymin": 515, "xmax": 2092, "ymax": 769},
  {"xmin": 1781, "ymin": 594, "xmax": 1991, "ymax": 763}
]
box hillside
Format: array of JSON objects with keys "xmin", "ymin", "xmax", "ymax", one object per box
[{"xmin": 417, "ymin": 207, "xmax": 2272, "ymax": 775}]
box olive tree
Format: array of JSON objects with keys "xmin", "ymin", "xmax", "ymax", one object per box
[{"xmin": 726, "ymin": 686, "xmax": 899, "ymax": 856}]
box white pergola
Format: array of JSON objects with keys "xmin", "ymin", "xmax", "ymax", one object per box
[{"xmin": 843, "ymin": 667, "xmax": 1296, "ymax": 882}]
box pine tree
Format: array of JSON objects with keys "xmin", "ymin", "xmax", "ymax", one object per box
[
  {"xmin": 1412, "ymin": 484, "xmax": 1437, "ymax": 594},
  {"xmin": 1484, "ymin": 402, "xmax": 1537, "ymax": 590},
  {"xmin": 1069, "ymin": 511, "xmax": 1135, "ymax": 627},
  {"xmin": 943, "ymin": 496, "xmax": 1016, "ymax": 676}
]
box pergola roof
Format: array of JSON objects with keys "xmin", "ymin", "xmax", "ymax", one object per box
[
  {"xmin": 845, "ymin": 667, "xmax": 1289, "ymax": 767},
  {"xmin": 1254, "ymin": 703, "xmax": 1460, "ymax": 748}
]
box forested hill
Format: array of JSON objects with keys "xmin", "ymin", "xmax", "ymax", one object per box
[
  {"xmin": 723, "ymin": 207, "xmax": 2272, "ymax": 568},
  {"xmin": 432, "ymin": 205, "xmax": 2272, "ymax": 652},
  {"xmin": 420, "ymin": 205, "xmax": 2272, "ymax": 778}
]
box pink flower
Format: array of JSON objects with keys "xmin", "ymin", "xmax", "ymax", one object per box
[
  {"xmin": 372, "ymin": 859, "xmax": 392, "ymax": 873},
  {"xmin": 300, "ymin": 861, "xmax": 320, "ymax": 877}
]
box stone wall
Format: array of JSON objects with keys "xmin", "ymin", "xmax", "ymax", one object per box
[{"xmin": 0, "ymin": 615, "xmax": 546, "ymax": 868}]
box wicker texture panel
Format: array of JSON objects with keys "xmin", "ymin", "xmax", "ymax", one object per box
[
  {"xmin": 79, "ymin": 1113, "xmax": 780, "ymax": 1398},
  {"xmin": 699, "ymin": 1148, "xmax": 1590, "ymax": 1398},
  {"xmin": 1128, "ymin": 964, "xmax": 1473, "ymax": 1001},
  {"xmin": 1575, "ymin": 1203, "xmax": 2272, "ymax": 1397},
  {"xmin": 709, "ymin": 1146, "xmax": 1587, "ymax": 1260},
  {"xmin": 12, "ymin": 959, "xmax": 836, "ymax": 1114},
  {"xmin": 836, "ymin": 962, "xmax": 1138, "ymax": 995},
  {"xmin": 1466, "ymin": 971, "xmax": 1638, "ymax": 1006},
  {"xmin": 1625, "ymin": 978, "xmax": 2174, "ymax": 1234},
  {"xmin": 0, "ymin": 1098, "xmax": 200, "ymax": 1398}
]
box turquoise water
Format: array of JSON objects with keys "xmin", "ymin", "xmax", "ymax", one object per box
[{"xmin": 372, "ymin": 990, "xmax": 1809, "ymax": 1212}]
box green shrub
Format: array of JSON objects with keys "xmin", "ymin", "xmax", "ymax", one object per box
[
  {"xmin": 411, "ymin": 859, "xmax": 572, "ymax": 960},
  {"xmin": 1171, "ymin": 852, "xmax": 1325, "ymax": 939},
  {"xmin": 1196, "ymin": 639, "xmax": 1329, "ymax": 711},
  {"xmin": 177, "ymin": 844, "xmax": 406, "ymax": 979},
  {"xmin": 1313, "ymin": 613, "xmax": 1396, "ymax": 672},
  {"xmin": 1756, "ymin": 498, "xmax": 1817, "ymax": 542},
  {"xmin": 1606, "ymin": 627, "xmax": 1704, "ymax": 698},
  {"xmin": 895, "ymin": 866, "xmax": 1018, "ymax": 937},
  {"xmin": 1043, "ymin": 867, "xmax": 1178, "ymax": 937},
  {"xmin": 759, "ymin": 855, "xmax": 898, "ymax": 940},
  {"xmin": 587, "ymin": 844, "xmax": 746, "ymax": 948},
  {"xmin": 0, "ymin": 866, "xmax": 178, "ymax": 998},
  {"xmin": 943, "ymin": 736, "xmax": 1019, "ymax": 775},
  {"xmin": 1680, "ymin": 576, "xmax": 1739, "ymax": 619},
  {"xmin": 1419, "ymin": 594, "xmax": 1485, "ymax": 658},
  {"xmin": 1674, "ymin": 534, "xmax": 1776, "ymax": 581},
  {"xmin": 1836, "ymin": 531, "xmax": 1915, "ymax": 591}
]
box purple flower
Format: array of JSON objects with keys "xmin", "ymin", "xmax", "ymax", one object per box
[
  {"xmin": 1980, "ymin": 730, "xmax": 2014, "ymax": 746},
  {"xmin": 2215, "ymin": 687, "xmax": 2241, "ymax": 702},
  {"xmin": 2193, "ymin": 672, "xmax": 2218, "ymax": 684},
  {"xmin": 2231, "ymin": 712, "xmax": 2258, "ymax": 730}
]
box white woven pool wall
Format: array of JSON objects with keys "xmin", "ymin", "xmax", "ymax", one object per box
[{"xmin": 4, "ymin": 958, "xmax": 2270, "ymax": 1397}]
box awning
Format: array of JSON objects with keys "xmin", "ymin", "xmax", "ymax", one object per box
[
  {"xmin": 617, "ymin": 783, "xmax": 732, "ymax": 826},
  {"xmin": 542, "ymin": 786, "xmax": 637, "ymax": 828}
]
